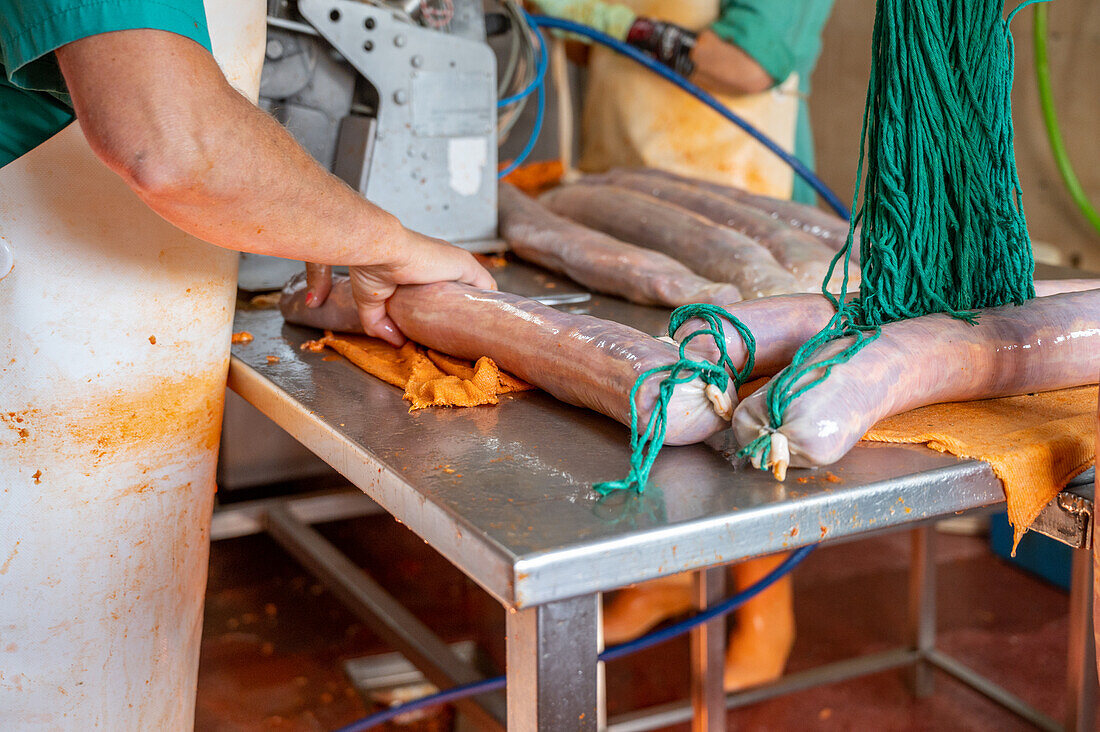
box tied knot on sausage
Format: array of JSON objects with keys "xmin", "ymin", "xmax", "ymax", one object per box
[{"xmin": 595, "ymin": 304, "xmax": 758, "ymax": 497}]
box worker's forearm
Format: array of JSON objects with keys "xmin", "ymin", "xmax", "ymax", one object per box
[
  {"xmin": 126, "ymin": 89, "xmax": 406, "ymax": 267},
  {"xmin": 56, "ymin": 30, "xmax": 403, "ymax": 267},
  {"xmin": 689, "ymin": 31, "xmax": 773, "ymax": 96}
]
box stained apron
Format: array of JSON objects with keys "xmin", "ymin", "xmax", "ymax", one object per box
[{"xmin": 0, "ymin": 3, "xmax": 265, "ymax": 728}]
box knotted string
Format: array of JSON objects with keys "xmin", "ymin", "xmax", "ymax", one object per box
[{"xmin": 594, "ymin": 304, "xmax": 756, "ymax": 496}]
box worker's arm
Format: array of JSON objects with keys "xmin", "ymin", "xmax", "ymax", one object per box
[
  {"xmin": 55, "ymin": 29, "xmax": 493, "ymax": 345},
  {"xmin": 529, "ymin": 0, "xmax": 771, "ymax": 93},
  {"xmin": 688, "ymin": 30, "xmax": 772, "ymax": 95}
]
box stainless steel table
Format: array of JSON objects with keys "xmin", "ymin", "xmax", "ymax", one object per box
[{"xmin": 227, "ymin": 262, "xmax": 1096, "ymax": 731}]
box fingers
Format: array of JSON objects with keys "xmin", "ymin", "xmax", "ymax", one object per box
[
  {"xmin": 357, "ymin": 302, "xmax": 407, "ymax": 347},
  {"xmin": 446, "ymin": 245, "xmax": 496, "ymax": 290},
  {"xmin": 461, "ymin": 255, "xmax": 498, "ymax": 291},
  {"xmin": 349, "ymin": 266, "xmax": 406, "ymax": 346},
  {"xmin": 305, "ymin": 263, "xmax": 333, "ymax": 308}
]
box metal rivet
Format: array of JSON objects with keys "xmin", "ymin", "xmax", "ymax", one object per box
[
  {"xmin": 363, "ymin": 40, "xmax": 373, "ymax": 52},
  {"xmin": 329, "ymin": 8, "xmax": 340, "ymax": 22},
  {"xmin": 265, "ymin": 39, "xmax": 285, "ymax": 60},
  {"xmin": 394, "ymin": 34, "xmax": 407, "ymax": 47},
  {"xmin": 394, "ymin": 90, "xmax": 408, "ymax": 104},
  {"xmin": 411, "ymin": 55, "xmax": 424, "ymax": 68},
  {"xmin": 364, "ymin": 17, "xmax": 376, "ymax": 30}
]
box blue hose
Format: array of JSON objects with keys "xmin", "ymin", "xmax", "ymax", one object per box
[
  {"xmin": 497, "ymin": 11, "xmax": 548, "ymax": 179},
  {"xmin": 526, "ymin": 15, "xmax": 850, "ymax": 219},
  {"xmin": 335, "ymin": 545, "xmax": 814, "ymax": 731}
]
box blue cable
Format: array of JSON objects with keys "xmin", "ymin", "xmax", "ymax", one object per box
[
  {"xmin": 498, "ymin": 12, "xmax": 548, "ymax": 179},
  {"xmin": 497, "ymin": 79, "xmax": 546, "ymax": 179},
  {"xmin": 498, "ymin": 13, "xmax": 548, "ymax": 108},
  {"xmin": 335, "ymin": 545, "xmax": 814, "ymax": 732},
  {"xmin": 526, "ymin": 15, "xmax": 850, "ymax": 220}
]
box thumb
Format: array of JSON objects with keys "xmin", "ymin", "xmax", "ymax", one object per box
[
  {"xmin": 349, "ymin": 267, "xmax": 406, "ymax": 346},
  {"xmin": 305, "ymin": 263, "xmax": 333, "ymax": 308}
]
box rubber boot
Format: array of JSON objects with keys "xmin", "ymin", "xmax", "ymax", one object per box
[{"xmin": 724, "ymin": 554, "xmax": 796, "ymax": 691}]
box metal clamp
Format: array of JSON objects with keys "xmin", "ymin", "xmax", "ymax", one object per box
[{"xmin": 1031, "ymin": 486, "xmax": 1093, "ymax": 550}]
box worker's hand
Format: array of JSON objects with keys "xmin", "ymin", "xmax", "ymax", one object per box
[
  {"xmin": 529, "ymin": 0, "xmax": 637, "ymax": 41},
  {"xmin": 304, "ymin": 263, "xmax": 334, "ymax": 307},
  {"xmin": 348, "ymin": 228, "xmax": 496, "ymax": 346}
]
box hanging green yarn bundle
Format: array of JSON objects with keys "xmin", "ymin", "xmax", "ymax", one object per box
[
  {"xmin": 853, "ymin": 0, "xmax": 1036, "ymax": 322},
  {"xmin": 739, "ymin": 0, "xmax": 1043, "ymax": 476}
]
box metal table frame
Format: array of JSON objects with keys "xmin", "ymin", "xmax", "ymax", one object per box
[{"xmin": 223, "ymin": 264, "xmax": 1097, "ymax": 730}]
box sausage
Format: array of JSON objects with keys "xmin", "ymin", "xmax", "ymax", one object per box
[
  {"xmin": 676, "ymin": 280, "xmax": 1100, "ymax": 381},
  {"xmin": 733, "ymin": 289, "xmax": 1100, "ymax": 478},
  {"xmin": 583, "ymin": 170, "xmax": 848, "ymax": 291},
  {"xmin": 676, "ymin": 293, "xmax": 847, "ymax": 380},
  {"xmin": 540, "ymin": 184, "xmax": 802, "ymax": 298},
  {"xmin": 279, "ymin": 272, "xmax": 362, "ymax": 333},
  {"xmin": 280, "ymin": 274, "xmax": 734, "ymax": 446},
  {"xmin": 499, "ymin": 183, "xmax": 742, "ymax": 308},
  {"xmin": 617, "ymin": 168, "xmax": 858, "ymax": 254}
]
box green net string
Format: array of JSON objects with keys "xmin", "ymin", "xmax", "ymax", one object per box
[{"xmin": 593, "ymin": 305, "xmax": 756, "ymax": 496}]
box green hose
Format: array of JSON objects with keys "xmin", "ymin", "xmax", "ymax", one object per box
[{"xmin": 1033, "ymin": 3, "xmax": 1100, "ymax": 235}]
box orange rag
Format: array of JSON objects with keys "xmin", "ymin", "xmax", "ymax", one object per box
[
  {"xmin": 863, "ymin": 386, "xmax": 1098, "ymax": 547},
  {"xmin": 500, "ymin": 159, "xmax": 565, "ymax": 196},
  {"xmin": 311, "ymin": 332, "xmax": 532, "ymax": 411}
]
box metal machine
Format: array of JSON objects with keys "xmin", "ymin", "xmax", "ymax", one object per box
[{"xmin": 261, "ymin": 0, "xmax": 499, "ymax": 248}]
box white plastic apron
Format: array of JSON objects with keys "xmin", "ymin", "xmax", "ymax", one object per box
[
  {"xmin": 579, "ymin": 0, "xmax": 799, "ymax": 199},
  {"xmin": 0, "ymin": 4, "xmax": 264, "ymax": 728}
]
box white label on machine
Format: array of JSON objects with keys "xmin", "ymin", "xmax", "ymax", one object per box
[{"xmin": 447, "ymin": 137, "xmax": 486, "ymax": 197}]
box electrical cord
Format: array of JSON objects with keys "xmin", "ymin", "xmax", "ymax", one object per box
[
  {"xmin": 1033, "ymin": 3, "xmax": 1100, "ymax": 235},
  {"xmin": 497, "ymin": 10, "xmax": 548, "ymax": 178},
  {"xmin": 526, "ymin": 14, "xmax": 849, "ymax": 219},
  {"xmin": 497, "ymin": 1, "xmax": 538, "ymax": 143},
  {"xmin": 335, "ymin": 545, "xmax": 814, "ymax": 731}
]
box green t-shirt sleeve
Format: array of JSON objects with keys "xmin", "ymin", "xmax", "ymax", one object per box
[
  {"xmin": 0, "ymin": 0, "xmax": 213, "ymax": 102},
  {"xmin": 710, "ymin": 0, "xmax": 834, "ymax": 88}
]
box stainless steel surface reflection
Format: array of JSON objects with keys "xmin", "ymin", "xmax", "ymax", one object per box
[{"xmin": 230, "ymin": 261, "xmax": 1009, "ymax": 608}]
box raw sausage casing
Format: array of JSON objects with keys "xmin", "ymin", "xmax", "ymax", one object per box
[
  {"xmin": 499, "ymin": 183, "xmax": 741, "ymax": 308},
  {"xmin": 281, "ymin": 275, "xmax": 734, "ymax": 446},
  {"xmin": 733, "ymin": 289, "xmax": 1100, "ymax": 471}
]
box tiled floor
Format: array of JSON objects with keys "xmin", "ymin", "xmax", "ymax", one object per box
[{"xmin": 196, "ymin": 511, "xmax": 1081, "ymax": 731}]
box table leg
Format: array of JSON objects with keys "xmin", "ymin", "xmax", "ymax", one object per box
[
  {"xmin": 1066, "ymin": 545, "xmax": 1097, "ymax": 731},
  {"xmin": 507, "ymin": 595, "xmax": 599, "ymax": 731},
  {"xmin": 907, "ymin": 526, "xmax": 936, "ymax": 697},
  {"xmin": 690, "ymin": 567, "xmax": 728, "ymax": 732}
]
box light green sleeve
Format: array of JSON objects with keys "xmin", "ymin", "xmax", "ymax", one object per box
[{"xmin": 710, "ymin": 0, "xmax": 835, "ymax": 90}]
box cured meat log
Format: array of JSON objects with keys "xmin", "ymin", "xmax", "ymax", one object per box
[
  {"xmin": 733, "ymin": 289, "xmax": 1100, "ymax": 478},
  {"xmin": 625, "ymin": 167, "xmax": 857, "ymax": 253},
  {"xmin": 498, "ymin": 183, "xmax": 742, "ymax": 308},
  {"xmin": 540, "ymin": 184, "xmax": 802, "ymax": 298},
  {"xmin": 675, "ymin": 280, "xmax": 1099, "ymax": 381},
  {"xmin": 280, "ymin": 274, "xmax": 734, "ymax": 445},
  {"xmin": 584, "ymin": 170, "xmax": 847, "ymax": 290}
]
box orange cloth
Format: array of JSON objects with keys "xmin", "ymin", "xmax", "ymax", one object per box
[
  {"xmin": 314, "ymin": 332, "xmax": 532, "ymax": 411},
  {"xmin": 500, "ymin": 160, "xmax": 565, "ymax": 197},
  {"xmin": 864, "ymin": 386, "xmax": 1099, "ymax": 546}
]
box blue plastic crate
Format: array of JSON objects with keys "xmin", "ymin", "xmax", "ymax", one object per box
[{"xmin": 989, "ymin": 510, "xmax": 1072, "ymax": 592}]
